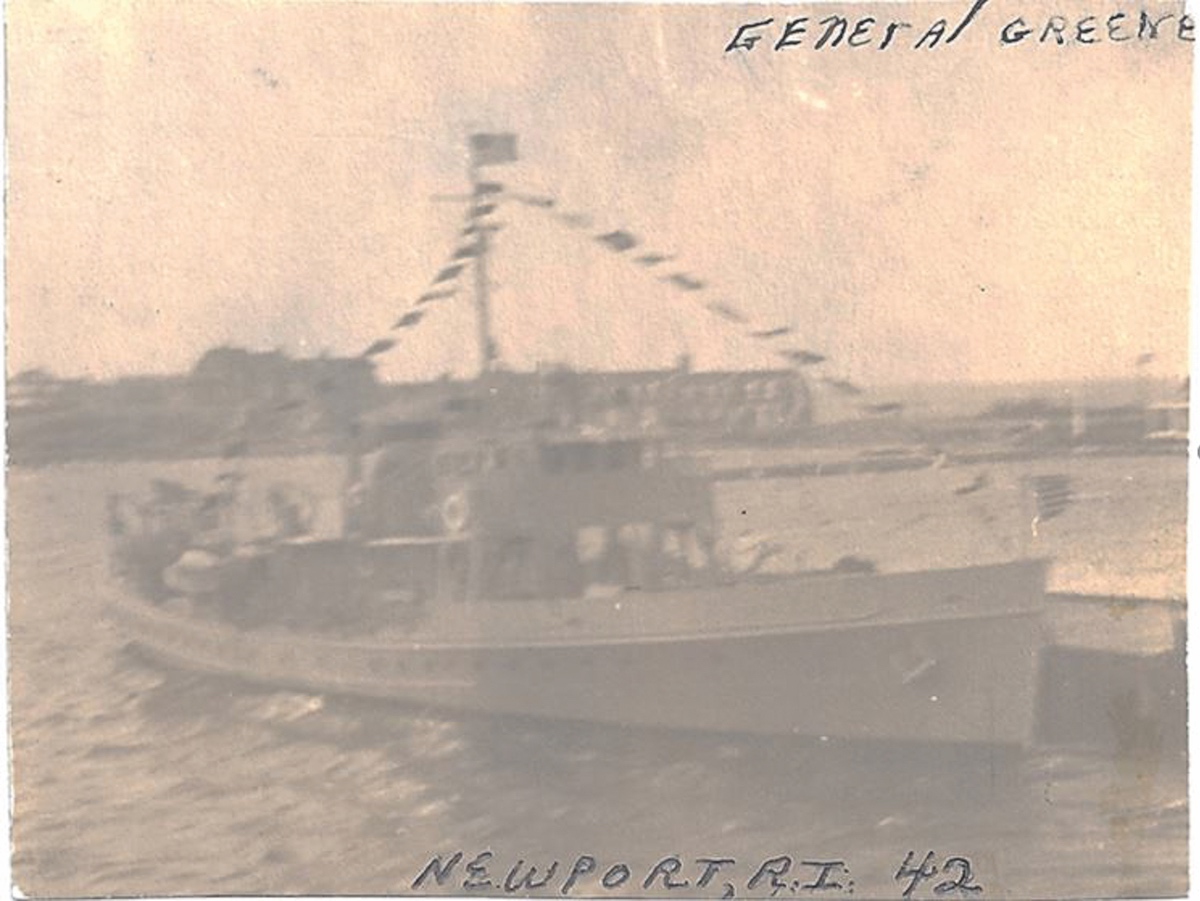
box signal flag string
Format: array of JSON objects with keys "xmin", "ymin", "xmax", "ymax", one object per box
[
  {"xmin": 358, "ymin": 187, "xmax": 508, "ymax": 359},
  {"xmin": 358, "ymin": 178, "xmax": 875, "ymax": 411},
  {"xmin": 510, "ymin": 188, "xmax": 836, "ymax": 373}
]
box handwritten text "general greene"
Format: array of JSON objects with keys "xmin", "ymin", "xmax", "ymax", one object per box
[{"xmin": 725, "ymin": 0, "xmax": 1194, "ymax": 51}]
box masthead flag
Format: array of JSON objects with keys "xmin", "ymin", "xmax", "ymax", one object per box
[{"xmin": 470, "ymin": 133, "xmax": 518, "ymax": 167}]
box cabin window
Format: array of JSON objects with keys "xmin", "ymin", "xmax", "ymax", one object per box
[
  {"xmin": 576, "ymin": 526, "xmax": 609, "ymax": 564},
  {"xmin": 662, "ymin": 525, "xmax": 710, "ymax": 571},
  {"xmin": 575, "ymin": 525, "xmax": 630, "ymax": 592},
  {"xmin": 570, "ymin": 521, "xmax": 712, "ymax": 595}
]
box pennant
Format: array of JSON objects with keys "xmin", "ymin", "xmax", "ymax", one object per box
[
  {"xmin": 953, "ymin": 474, "xmax": 990, "ymax": 496},
  {"xmin": 635, "ymin": 253, "xmax": 673, "ymax": 267},
  {"xmin": 392, "ymin": 311, "xmax": 424, "ymax": 329},
  {"xmin": 597, "ymin": 230, "xmax": 638, "ymax": 252},
  {"xmin": 417, "ymin": 289, "xmax": 456, "ymax": 305},
  {"xmin": 515, "ymin": 194, "xmax": 555, "ymax": 209},
  {"xmin": 469, "ymin": 203, "xmax": 498, "ymax": 218},
  {"xmin": 751, "ymin": 326, "xmax": 793, "ymax": 339},
  {"xmin": 454, "ymin": 243, "xmax": 483, "ymax": 259},
  {"xmin": 433, "ymin": 265, "xmax": 464, "ymax": 283},
  {"xmin": 469, "ymin": 132, "xmax": 518, "ymax": 167},
  {"xmin": 363, "ymin": 338, "xmax": 396, "ymax": 357},
  {"xmin": 462, "ymin": 223, "xmax": 502, "ymax": 236},
  {"xmin": 780, "ymin": 349, "xmax": 826, "ymax": 365},
  {"xmin": 821, "ymin": 377, "xmax": 863, "ymax": 396},
  {"xmin": 474, "ymin": 181, "xmax": 504, "ymax": 196},
  {"xmin": 863, "ymin": 401, "xmax": 904, "ymax": 415},
  {"xmin": 666, "ymin": 273, "xmax": 705, "ymax": 291},
  {"xmin": 706, "ymin": 302, "xmax": 747, "ymax": 323}
]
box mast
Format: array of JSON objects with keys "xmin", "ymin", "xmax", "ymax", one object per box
[
  {"xmin": 463, "ymin": 131, "xmax": 518, "ymax": 376},
  {"xmin": 468, "ymin": 155, "xmax": 496, "ymax": 375}
]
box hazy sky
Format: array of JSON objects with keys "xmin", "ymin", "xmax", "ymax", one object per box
[{"xmin": 8, "ymin": 1, "xmax": 1191, "ymax": 384}]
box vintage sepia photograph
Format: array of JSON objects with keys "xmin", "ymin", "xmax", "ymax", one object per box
[{"xmin": 6, "ymin": 1, "xmax": 1190, "ymax": 897}]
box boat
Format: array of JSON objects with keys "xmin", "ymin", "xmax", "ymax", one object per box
[{"xmin": 105, "ymin": 135, "xmax": 1051, "ymax": 745}]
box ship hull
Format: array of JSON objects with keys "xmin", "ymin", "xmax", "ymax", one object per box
[{"xmin": 108, "ymin": 560, "xmax": 1048, "ymax": 745}]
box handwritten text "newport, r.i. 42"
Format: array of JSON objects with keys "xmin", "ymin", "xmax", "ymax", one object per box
[{"xmin": 411, "ymin": 850, "xmax": 983, "ymax": 898}]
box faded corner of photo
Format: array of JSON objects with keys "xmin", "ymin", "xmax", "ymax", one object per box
[{"xmin": 5, "ymin": 0, "xmax": 1189, "ymax": 898}]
